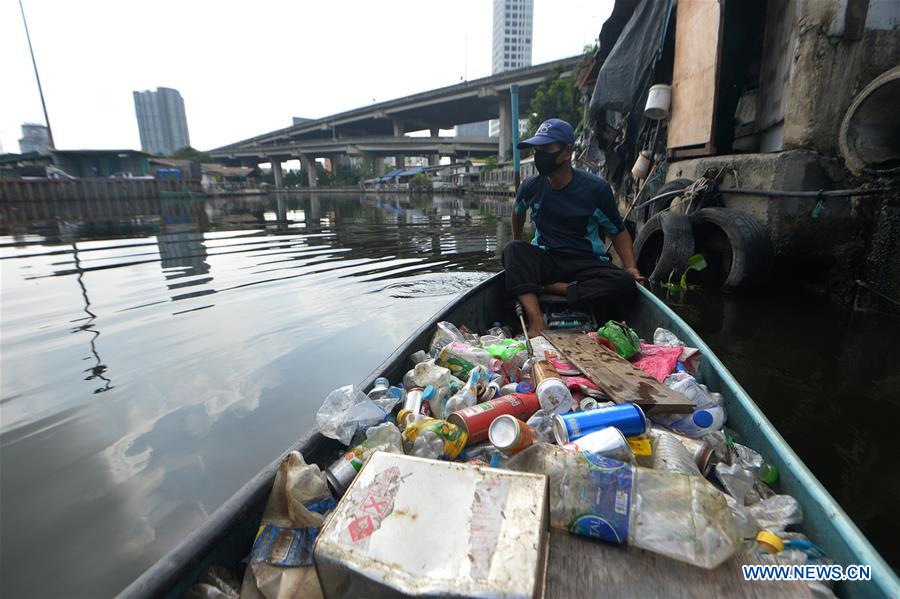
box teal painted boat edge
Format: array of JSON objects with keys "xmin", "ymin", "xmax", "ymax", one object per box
[{"xmin": 637, "ymin": 285, "xmax": 899, "ymax": 599}]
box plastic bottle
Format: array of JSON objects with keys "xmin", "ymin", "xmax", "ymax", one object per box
[
  {"xmin": 401, "ymin": 417, "xmax": 467, "ymax": 460},
  {"xmin": 487, "ymin": 323, "xmax": 507, "ymax": 339},
  {"xmin": 664, "ymin": 402, "xmax": 728, "ymax": 438},
  {"xmin": 443, "ymin": 365, "xmax": 490, "ymax": 417},
  {"xmin": 402, "ymin": 368, "xmax": 417, "ymax": 389},
  {"xmin": 428, "ymin": 321, "xmax": 464, "ymax": 357},
  {"xmin": 507, "ymin": 444, "xmax": 740, "ymax": 569},
  {"xmin": 436, "ymin": 341, "xmax": 493, "ymax": 379},
  {"xmin": 652, "ymin": 432, "xmax": 702, "ymax": 476},
  {"xmin": 367, "ymin": 377, "xmax": 390, "ymax": 400}
]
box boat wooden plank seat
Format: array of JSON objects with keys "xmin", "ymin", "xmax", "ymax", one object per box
[
  {"xmin": 546, "ymin": 531, "xmax": 811, "ymax": 598},
  {"xmin": 538, "ymin": 292, "xmax": 570, "ymax": 304}
]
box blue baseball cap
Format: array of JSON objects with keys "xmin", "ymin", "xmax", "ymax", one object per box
[{"xmin": 517, "ymin": 118, "xmax": 575, "ymax": 149}]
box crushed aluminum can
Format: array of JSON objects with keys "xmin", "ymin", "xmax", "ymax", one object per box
[{"xmin": 313, "ymin": 452, "xmax": 549, "ymax": 598}]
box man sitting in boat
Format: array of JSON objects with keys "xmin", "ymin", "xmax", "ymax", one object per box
[{"xmin": 504, "ymin": 118, "xmax": 643, "ymax": 337}]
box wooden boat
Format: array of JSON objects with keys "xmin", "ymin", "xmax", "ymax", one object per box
[{"xmin": 120, "ymin": 273, "xmax": 898, "ymax": 598}]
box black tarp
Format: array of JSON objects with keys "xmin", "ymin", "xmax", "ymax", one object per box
[
  {"xmin": 589, "ymin": 0, "xmax": 671, "ymax": 118},
  {"xmin": 588, "ymin": 0, "xmax": 673, "ymax": 191}
]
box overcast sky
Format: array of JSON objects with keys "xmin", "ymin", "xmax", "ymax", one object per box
[{"xmin": 1, "ymin": 0, "xmax": 613, "ymax": 153}]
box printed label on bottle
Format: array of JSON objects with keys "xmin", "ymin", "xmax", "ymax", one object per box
[
  {"xmin": 627, "ymin": 437, "xmax": 652, "ymax": 457},
  {"xmin": 250, "ymin": 524, "xmax": 319, "ymax": 567},
  {"xmin": 568, "ymin": 457, "xmax": 633, "ymax": 544}
]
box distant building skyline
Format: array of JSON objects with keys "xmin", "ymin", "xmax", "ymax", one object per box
[
  {"xmin": 133, "ymin": 87, "xmax": 190, "ymax": 155},
  {"xmin": 18, "ymin": 123, "xmax": 51, "ymax": 154}
]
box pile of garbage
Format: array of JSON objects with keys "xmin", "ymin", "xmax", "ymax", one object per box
[{"xmin": 194, "ymin": 320, "xmax": 836, "ymax": 599}]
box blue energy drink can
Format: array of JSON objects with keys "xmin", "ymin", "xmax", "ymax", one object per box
[{"xmin": 553, "ymin": 403, "xmax": 647, "ymax": 444}]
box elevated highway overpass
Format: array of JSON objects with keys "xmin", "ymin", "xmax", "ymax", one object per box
[{"xmin": 209, "ymin": 55, "xmax": 584, "ymax": 186}]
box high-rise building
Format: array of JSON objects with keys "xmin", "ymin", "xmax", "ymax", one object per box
[
  {"xmin": 489, "ymin": 0, "xmax": 533, "ymax": 138},
  {"xmin": 18, "ymin": 123, "xmax": 51, "ymax": 154},
  {"xmin": 456, "ymin": 0, "xmax": 534, "ymax": 140},
  {"xmin": 133, "ymin": 87, "xmax": 191, "ymax": 155},
  {"xmin": 492, "ymin": 0, "xmax": 533, "ymax": 74}
]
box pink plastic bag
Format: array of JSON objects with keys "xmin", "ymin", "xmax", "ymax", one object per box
[
  {"xmin": 633, "ymin": 342, "xmax": 683, "ymax": 382},
  {"xmin": 562, "ymin": 376, "xmax": 606, "ymax": 398}
]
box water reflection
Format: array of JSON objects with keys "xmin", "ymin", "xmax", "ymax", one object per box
[
  {"xmin": 0, "ymin": 192, "xmax": 506, "ymax": 597},
  {"xmin": 72, "ymin": 243, "xmax": 114, "ymax": 394}
]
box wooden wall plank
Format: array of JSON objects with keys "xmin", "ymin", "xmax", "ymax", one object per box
[{"xmin": 668, "ymin": 0, "xmax": 723, "ymax": 153}]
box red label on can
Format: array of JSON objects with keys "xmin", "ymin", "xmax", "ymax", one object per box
[{"xmin": 448, "ymin": 393, "xmax": 540, "ymax": 444}]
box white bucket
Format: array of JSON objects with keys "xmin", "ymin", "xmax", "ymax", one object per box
[{"xmin": 644, "ymin": 84, "xmax": 672, "ymax": 120}]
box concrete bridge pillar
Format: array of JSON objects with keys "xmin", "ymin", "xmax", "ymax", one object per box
[
  {"xmin": 270, "ymin": 159, "xmax": 284, "ymax": 188},
  {"xmin": 301, "ymin": 154, "xmax": 317, "ymax": 188},
  {"xmin": 374, "ymin": 156, "xmax": 385, "ymax": 176},
  {"xmin": 498, "ymin": 94, "xmax": 512, "ymax": 161},
  {"xmin": 393, "ymin": 121, "xmax": 406, "ymax": 169},
  {"xmin": 429, "ymin": 127, "xmax": 440, "ymax": 138}
]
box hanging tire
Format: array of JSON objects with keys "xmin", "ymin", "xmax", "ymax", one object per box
[
  {"xmin": 690, "ymin": 207, "xmax": 773, "ymax": 290},
  {"xmin": 633, "ymin": 212, "xmax": 695, "ymax": 282},
  {"xmin": 648, "ymin": 178, "xmax": 695, "ymax": 217}
]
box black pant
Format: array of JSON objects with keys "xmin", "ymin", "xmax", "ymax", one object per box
[{"xmin": 502, "ymin": 240, "xmax": 636, "ymax": 318}]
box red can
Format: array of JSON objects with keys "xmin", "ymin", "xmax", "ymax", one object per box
[{"xmin": 447, "ymin": 392, "xmax": 541, "ymax": 444}]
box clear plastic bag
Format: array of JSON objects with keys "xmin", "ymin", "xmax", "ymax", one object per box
[
  {"xmin": 747, "ymin": 495, "xmax": 803, "ymax": 531},
  {"xmin": 716, "ymin": 461, "xmax": 760, "ymax": 506},
  {"xmin": 653, "ymin": 327, "xmax": 685, "ymax": 347},
  {"xmin": 316, "ymin": 385, "xmax": 386, "ymax": 445}
]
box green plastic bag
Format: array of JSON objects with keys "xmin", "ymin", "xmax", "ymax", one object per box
[
  {"xmin": 485, "ymin": 339, "xmax": 526, "ymax": 361},
  {"xmin": 597, "ymin": 320, "xmax": 641, "ymax": 360}
]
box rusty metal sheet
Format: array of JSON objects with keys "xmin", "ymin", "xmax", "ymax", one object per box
[
  {"xmin": 543, "ymin": 331, "xmax": 695, "ymax": 414},
  {"xmin": 314, "ymin": 452, "xmax": 549, "ymax": 598}
]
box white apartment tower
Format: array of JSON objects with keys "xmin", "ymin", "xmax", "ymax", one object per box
[
  {"xmin": 492, "ymin": 0, "xmax": 533, "ymax": 74},
  {"xmin": 489, "ymin": 0, "xmax": 533, "ymax": 138}
]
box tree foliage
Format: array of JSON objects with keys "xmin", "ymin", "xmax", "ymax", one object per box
[
  {"xmin": 482, "ymin": 155, "xmax": 498, "ymax": 175},
  {"xmin": 524, "ymin": 72, "xmax": 581, "ymax": 140},
  {"xmin": 409, "ymin": 172, "xmax": 433, "ymax": 192},
  {"xmin": 169, "ymin": 146, "xmax": 213, "ymax": 162}
]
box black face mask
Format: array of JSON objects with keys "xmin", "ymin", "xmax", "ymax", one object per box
[{"xmin": 534, "ymin": 148, "xmax": 565, "ymax": 175}]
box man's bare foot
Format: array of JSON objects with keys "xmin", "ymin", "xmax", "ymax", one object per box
[{"xmin": 526, "ymin": 321, "xmax": 546, "ymax": 339}]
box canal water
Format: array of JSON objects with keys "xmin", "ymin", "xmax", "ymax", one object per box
[{"xmin": 0, "ymin": 193, "xmax": 896, "ymax": 596}]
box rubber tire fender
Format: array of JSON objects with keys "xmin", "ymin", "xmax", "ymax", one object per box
[
  {"xmin": 632, "ymin": 211, "xmax": 695, "ymax": 282},
  {"xmin": 690, "ymin": 207, "xmax": 773, "ymax": 290}
]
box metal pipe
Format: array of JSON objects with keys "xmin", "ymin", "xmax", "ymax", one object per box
[
  {"xmin": 19, "ymin": 0, "xmax": 55, "ymax": 150},
  {"xmin": 717, "ymin": 186, "xmax": 895, "ymax": 197},
  {"xmin": 511, "ymin": 84, "xmax": 521, "ymax": 190},
  {"xmin": 635, "ymin": 184, "xmax": 896, "ymax": 211}
]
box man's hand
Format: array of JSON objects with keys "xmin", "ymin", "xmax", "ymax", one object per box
[{"xmin": 625, "ymin": 266, "xmax": 645, "ymax": 282}]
